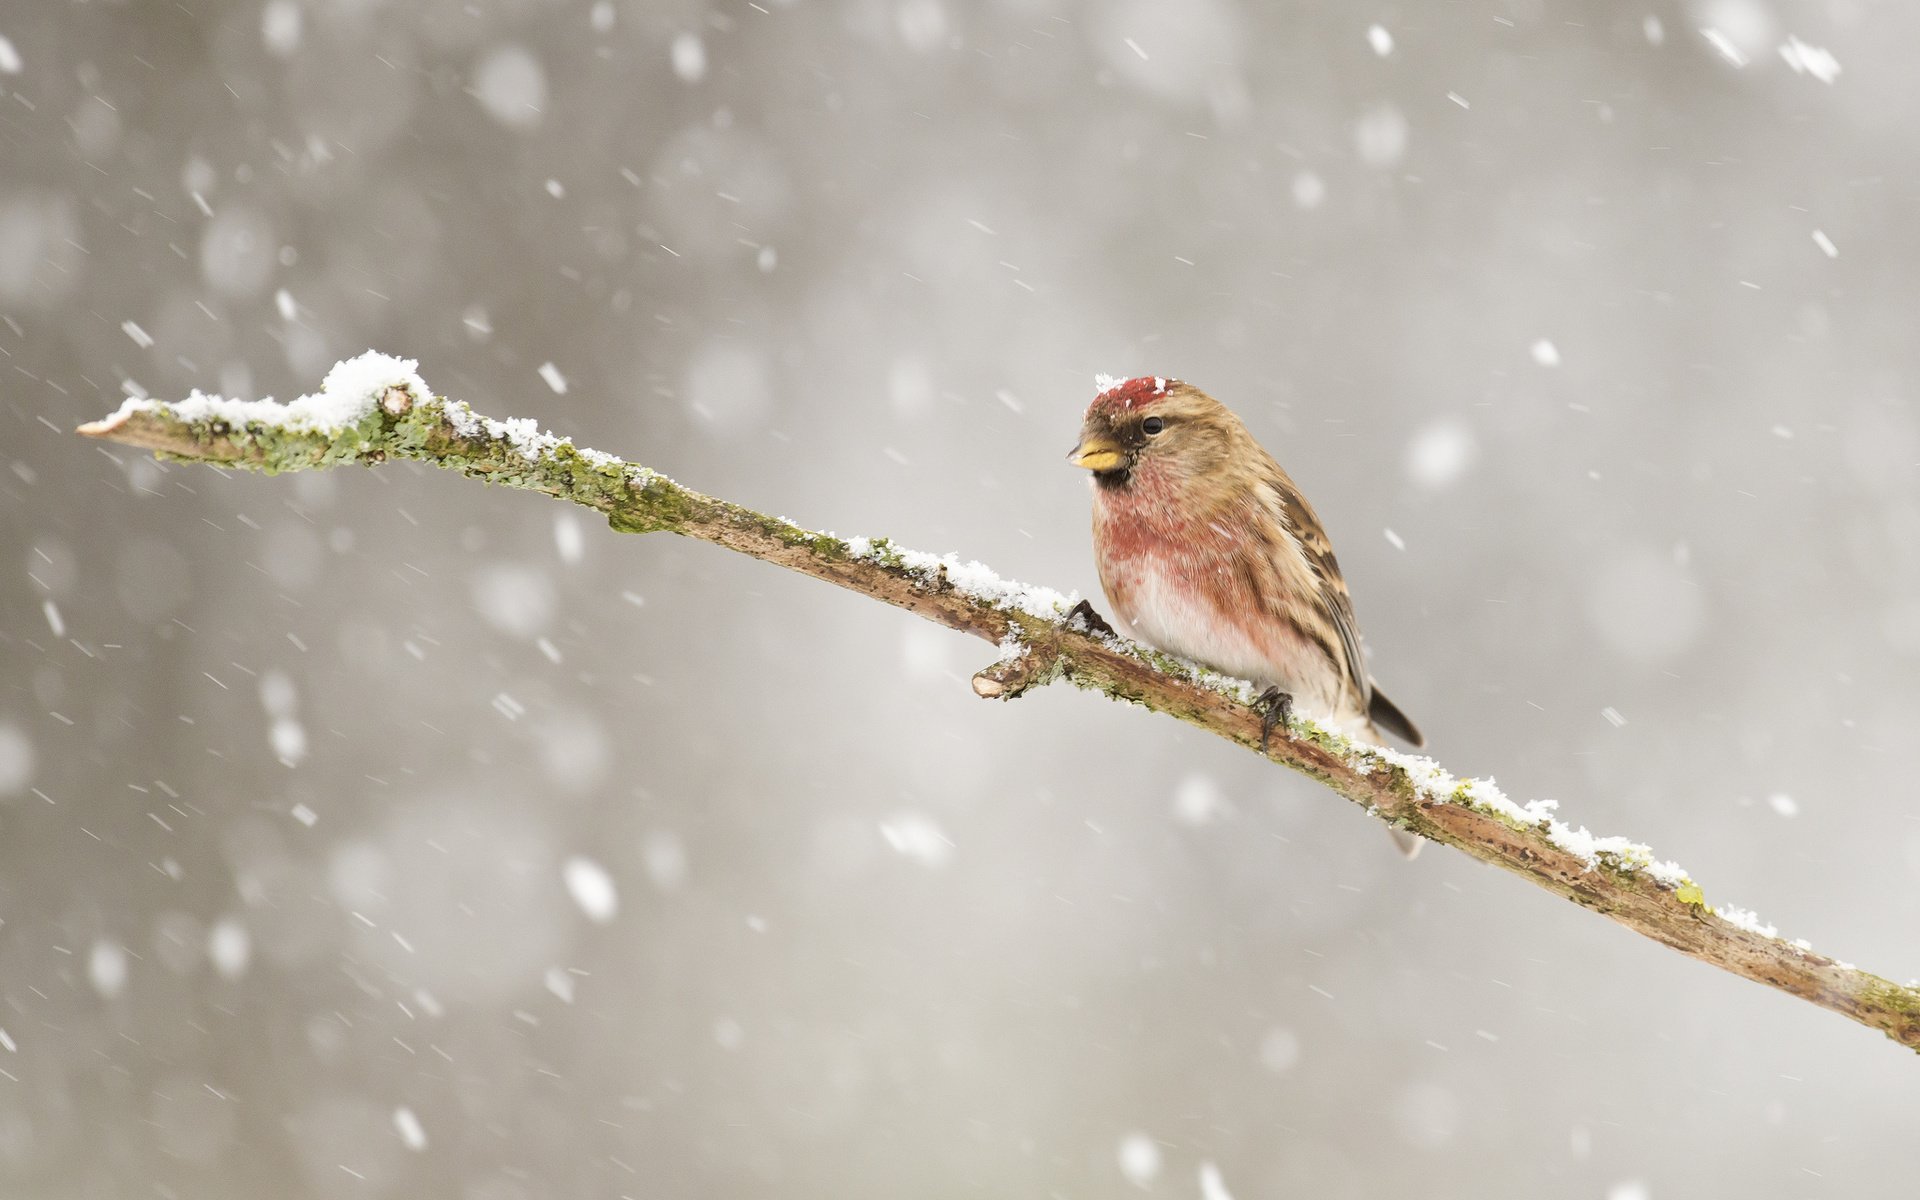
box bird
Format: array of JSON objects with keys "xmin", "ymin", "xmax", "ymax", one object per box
[{"xmin": 1067, "ymin": 375, "xmax": 1427, "ymax": 856}]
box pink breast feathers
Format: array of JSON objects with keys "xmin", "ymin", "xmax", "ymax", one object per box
[{"xmin": 1091, "ymin": 479, "xmax": 1347, "ymax": 718}]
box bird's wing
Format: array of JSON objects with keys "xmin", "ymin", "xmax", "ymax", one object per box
[{"xmin": 1260, "ymin": 463, "xmax": 1372, "ymax": 710}]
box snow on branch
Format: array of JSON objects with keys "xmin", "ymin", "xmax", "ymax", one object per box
[{"xmin": 77, "ymin": 352, "xmax": 1920, "ymax": 1054}]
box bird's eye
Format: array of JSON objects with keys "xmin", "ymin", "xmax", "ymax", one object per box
[{"xmin": 1142, "ymin": 416, "xmax": 1165, "ymax": 436}]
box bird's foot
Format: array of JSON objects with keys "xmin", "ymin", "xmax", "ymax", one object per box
[
  {"xmin": 1256, "ymin": 687, "xmax": 1294, "ymax": 753},
  {"xmin": 1065, "ymin": 599, "xmax": 1116, "ymax": 638}
]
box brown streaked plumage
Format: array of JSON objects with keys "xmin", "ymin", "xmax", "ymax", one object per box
[{"xmin": 1069, "ymin": 376, "xmax": 1424, "ymax": 851}]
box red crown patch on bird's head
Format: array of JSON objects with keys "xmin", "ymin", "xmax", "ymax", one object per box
[{"xmin": 1087, "ymin": 374, "xmax": 1177, "ymax": 417}]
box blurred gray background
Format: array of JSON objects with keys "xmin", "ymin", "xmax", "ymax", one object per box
[{"xmin": 3, "ymin": 0, "xmax": 1918, "ymax": 1196}]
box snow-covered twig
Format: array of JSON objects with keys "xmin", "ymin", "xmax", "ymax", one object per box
[{"xmin": 76, "ymin": 353, "xmax": 1920, "ymax": 1055}]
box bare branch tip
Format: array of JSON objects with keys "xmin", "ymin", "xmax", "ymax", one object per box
[
  {"xmin": 970, "ymin": 670, "xmax": 1012, "ymax": 699},
  {"xmin": 971, "ymin": 643, "xmax": 1063, "ymax": 700},
  {"xmin": 75, "ymin": 411, "xmax": 132, "ymax": 439}
]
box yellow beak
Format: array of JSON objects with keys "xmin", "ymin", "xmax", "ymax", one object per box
[{"xmin": 1068, "ymin": 435, "xmax": 1126, "ymax": 473}]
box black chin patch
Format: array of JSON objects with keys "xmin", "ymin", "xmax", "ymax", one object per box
[{"xmin": 1092, "ymin": 468, "xmax": 1132, "ymax": 491}]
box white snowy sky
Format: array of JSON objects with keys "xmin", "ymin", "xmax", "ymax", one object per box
[{"xmin": 2, "ymin": 1, "xmax": 1917, "ymax": 1196}]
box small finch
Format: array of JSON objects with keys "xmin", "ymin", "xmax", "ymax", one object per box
[{"xmin": 1069, "ymin": 375, "xmax": 1427, "ymax": 855}]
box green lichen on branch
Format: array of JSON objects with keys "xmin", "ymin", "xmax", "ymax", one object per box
[{"xmin": 1860, "ymin": 975, "xmax": 1920, "ymax": 1028}]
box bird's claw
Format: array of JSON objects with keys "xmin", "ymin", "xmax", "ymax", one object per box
[
  {"xmin": 1256, "ymin": 687, "xmax": 1294, "ymax": 754},
  {"xmin": 1066, "ymin": 599, "xmax": 1117, "ymax": 638}
]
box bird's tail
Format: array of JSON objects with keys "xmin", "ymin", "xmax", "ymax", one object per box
[{"xmin": 1367, "ymin": 685, "xmax": 1424, "ymax": 748}]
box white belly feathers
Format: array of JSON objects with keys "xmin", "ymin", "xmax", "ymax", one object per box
[{"xmin": 1106, "ymin": 554, "xmax": 1348, "ymax": 720}]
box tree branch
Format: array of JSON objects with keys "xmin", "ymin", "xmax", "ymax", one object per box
[{"xmin": 76, "ymin": 358, "xmax": 1920, "ymax": 1054}]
